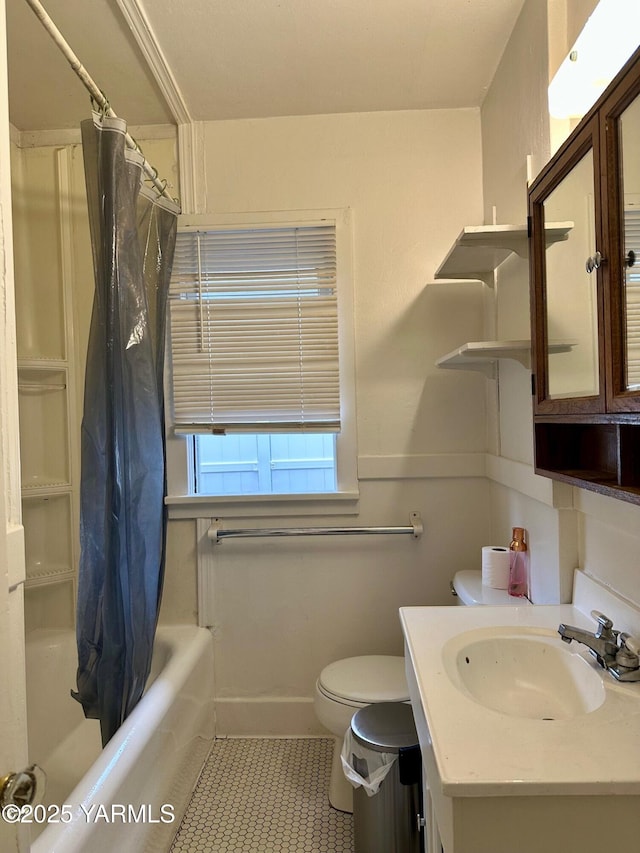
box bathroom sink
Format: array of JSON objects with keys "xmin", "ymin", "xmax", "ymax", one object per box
[
  {"xmin": 442, "ymin": 627, "xmax": 606, "ymax": 720},
  {"xmin": 401, "ymin": 577, "xmax": 640, "ymax": 853}
]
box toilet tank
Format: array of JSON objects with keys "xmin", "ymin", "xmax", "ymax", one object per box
[{"xmin": 452, "ymin": 570, "xmax": 532, "ymax": 606}]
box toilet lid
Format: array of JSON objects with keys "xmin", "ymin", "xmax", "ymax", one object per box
[{"xmin": 318, "ymin": 655, "xmax": 409, "ymax": 704}]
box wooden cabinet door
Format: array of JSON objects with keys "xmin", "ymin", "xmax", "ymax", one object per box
[
  {"xmin": 602, "ymin": 56, "xmax": 640, "ymax": 412},
  {"xmin": 529, "ymin": 116, "xmax": 606, "ymax": 415}
]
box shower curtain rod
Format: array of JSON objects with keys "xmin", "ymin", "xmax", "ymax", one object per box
[{"xmin": 23, "ymin": 0, "xmax": 178, "ymax": 206}]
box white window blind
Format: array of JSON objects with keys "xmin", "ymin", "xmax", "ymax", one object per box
[
  {"xmin": 625, "ymin": 208, "xmax": 640, "ymax": 389},
  {"xmin": 168, "ymin": 224, "xmax": 340, "ymax": 432}
]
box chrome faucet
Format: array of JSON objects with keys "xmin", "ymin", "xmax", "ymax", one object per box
[
  {"xmin": 558, "ymin": 610, "xmax": 640, "ymax": 682},
  {"xmin": 558, "ymin": 611, "xmax": 619, "ymax": 667}
]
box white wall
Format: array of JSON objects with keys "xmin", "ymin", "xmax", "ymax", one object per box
[
  {"xmin": 21, "ymin": 0, "xmax": 640, "ymax": 741},
  {"xmin": 547, "ymin": 0, "xmax": 599, "ymax": 81},
  {"xmin": 480, "ymin": 0, "xmax": 577, "ymax": 605},
  {"xmin": 200, "ymin": 110, "xmax": 488, "ymax": 453},
  {"xmin": 11, "ymin": 0, "xmax": 639, "ymax": 749},
  {"xmin": 10, "ymin": 110, "xmax": 493, "ymax": 734},
  {"xmin": 482, "ymin": 0, "xmax": 640, "ymax": 608},
  {"xmin": 190, "ymin": 108, "xmax": 494, "ymax": 733}
]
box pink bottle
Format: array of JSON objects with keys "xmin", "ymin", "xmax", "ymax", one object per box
[{"xmin": 508, "ymin": 527, "xmax": 529, "ymax": 598}]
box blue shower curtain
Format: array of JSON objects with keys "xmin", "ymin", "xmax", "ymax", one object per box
[{"xmin": 73, "ymin": 112, "xmax": 178, "ymax": 746}]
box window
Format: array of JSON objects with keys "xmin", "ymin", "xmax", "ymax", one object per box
[
  {"xmin": 164, "ymin": 210, "xmax": 357, "ymax": 510},
  {"xmin": 194, "ymin": 433, "xmax": 336, "ymax": 495}
]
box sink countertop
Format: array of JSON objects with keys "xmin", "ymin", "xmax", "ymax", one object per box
[{"xmin": 400, "ymin": 587, "xmax": 640, "ymax": 798}]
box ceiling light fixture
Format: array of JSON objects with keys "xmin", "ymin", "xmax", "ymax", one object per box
[{"xmin": 548, "ymin": 0, "xmax": 640, "ymax": 120}]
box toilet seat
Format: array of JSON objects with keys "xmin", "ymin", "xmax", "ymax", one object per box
[
  {"xmin": 317, "ymin": 655, "xmax": 409, "ymax": 705},
  {"xmin": 316, "ymin": 683, "xmax": 371, "ymax": 709}
]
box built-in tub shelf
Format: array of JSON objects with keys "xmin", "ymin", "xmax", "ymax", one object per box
[
  {"xmin": 436, "ymin": 340, "xmax": 575, "ymax": 378},
  {"xmin": 25, "ymin": 568, "xmax": 75, "ymax": 589},
  {"xmin": 21, "ymin": 481, "xmax": 72, "ymax": 495},
  {"xmin": 434, "ymin": 222, "xmax": 573, "ymax": 280},
  {"xmin": 22, "ymin": 486, "xmax": 76, "ymax": 588},
  {"xmin": 18, "ymin": 357, "xmax": 68, "ymax": 368}
]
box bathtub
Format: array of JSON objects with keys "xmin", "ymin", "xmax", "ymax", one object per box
[{"xmin": 26, "ymin": 624, "xmax": 215, "ymax": 853}]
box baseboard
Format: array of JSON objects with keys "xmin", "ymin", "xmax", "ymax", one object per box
[{"xmin": 214, "ymin": 697, "xmax": 327, "ymax": 737}]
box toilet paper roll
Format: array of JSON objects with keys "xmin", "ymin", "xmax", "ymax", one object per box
[{"xmin": 481, "ymin": 546, "xmax": 511, "ymax": 590}]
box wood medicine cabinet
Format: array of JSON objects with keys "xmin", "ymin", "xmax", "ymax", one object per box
[{"xmin": 529, "ymin": 46, "xmax": 640, "ymax": 504}]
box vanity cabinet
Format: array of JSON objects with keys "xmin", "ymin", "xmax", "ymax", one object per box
[{"xmin": 529, "ymin": 46, "xmax": 640, "ymax": 503}]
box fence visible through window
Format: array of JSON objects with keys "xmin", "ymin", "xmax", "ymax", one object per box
[{"xmin": 194, "ymin": 433, "xmax": 336, "ymax": 496}]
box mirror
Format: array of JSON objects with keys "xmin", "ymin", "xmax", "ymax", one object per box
[
  {"xmin": 543, "ymin": 148, "xmax": 599, "ymax": 399},
  {"xmin": 620, "ymin": 92, "xmax": 640, "ymax": 391}
]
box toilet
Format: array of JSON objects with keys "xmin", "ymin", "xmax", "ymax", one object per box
[
  {"xmin": 451, "ymin": 569, "xmax": 533, "ymax": 607},
  {"xmin": 314, "ymin": 570, "xmax": 531, "ymax": 813},
  {"xmin": 314, "ymin": 655, "xmax": 410, "ymax": 812}
]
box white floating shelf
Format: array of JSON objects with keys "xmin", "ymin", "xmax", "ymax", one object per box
[
  {"xmin": 434, "ymin": 222, "xmax": 573, "ymax": 280},
  {"xmin": 436, "ymin": 340, "xmax": 575, "ymax": 378}
]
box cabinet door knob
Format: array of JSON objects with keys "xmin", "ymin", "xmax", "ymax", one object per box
[
  {"xmin": 585, "ymin": 251, "xmax": 606, "ymax": 273},
  {"xmin": 625, "ymin": 249, "xmax": 636, "ymax": 268}
]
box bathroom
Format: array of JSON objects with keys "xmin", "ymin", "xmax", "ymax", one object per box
[{"xmin": 2, "ymin": 0, "xmax": 640, "ymax": 850}]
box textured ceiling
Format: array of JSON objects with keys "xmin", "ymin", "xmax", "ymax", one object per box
[{"xmin": 6, "ymin": 0, "xmax": 526, "ymax": 132}]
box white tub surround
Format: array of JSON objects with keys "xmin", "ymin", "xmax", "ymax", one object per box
[
  {"xmin": 28, "ymin": 625, "xmax": 214, "ymax": 853},
  {"xmin": 401, "ymin": 571, "xmax": 640, "ymax": 853}
]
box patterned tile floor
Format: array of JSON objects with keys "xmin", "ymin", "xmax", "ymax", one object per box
[{"xmin": 170, "ymin": 737, "xmax": 354, "ymax": 853}]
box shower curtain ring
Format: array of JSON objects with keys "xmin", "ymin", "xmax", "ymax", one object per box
[
  {"xmin": 90, "ymin": 91, "xmax": 110, "ymax": 117},
  {"xmin": 144, "ymin": 165, "xmax": 159, "ymax": 185}
]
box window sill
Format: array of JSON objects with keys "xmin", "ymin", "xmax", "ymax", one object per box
[{"xmin": 165, "ymin": 490, "xmax": 360, "ymax": 519}]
